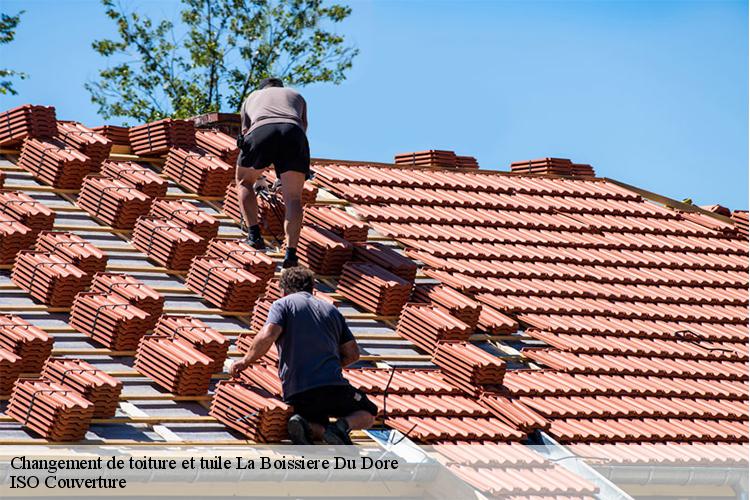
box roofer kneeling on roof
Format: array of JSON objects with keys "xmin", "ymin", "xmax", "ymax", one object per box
[
  {"xmin": 230, "ymin": 267, "xmax": 377, "ymax": 445},
  {"xmin": 236, "ymin": 77, "xmax": 310, "ymax": 269}
]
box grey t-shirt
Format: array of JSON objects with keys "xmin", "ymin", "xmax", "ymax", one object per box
[
  {"xmin": 241, "ymin": 87, "xmax": 308, "ymax": 134},
  {"xmin": 266, "ymin": 292, "xmax": 354, "ymax": 398}
]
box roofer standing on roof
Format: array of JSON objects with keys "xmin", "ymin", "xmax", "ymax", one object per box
[
  {"xmin": 236, "ymin": 77, "xmax": 309, "ymax": 269},
  {"xmin": 230, "ymin": 267, "xmax": 377, "ymax": 445}
]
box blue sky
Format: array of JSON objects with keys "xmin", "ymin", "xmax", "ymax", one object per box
[{"xmin": 1, "ymin": 0, "xmax": 747, "ymax": 208}]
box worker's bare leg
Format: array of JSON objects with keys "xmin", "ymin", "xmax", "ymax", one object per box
[
  {"xmin": 236, "ymin": 166, "xmax": 264, "ymax": 229},
  {"xmin": 307, "ymin": 411, "xmax": 374, "ymax": 442},
  {"xmin": 345, "ymin": 410, "xmax": 375, "ymax": 430},
  {"xmin": 280, "ymin": 170, "xmax": 306, "ymax": 249}
]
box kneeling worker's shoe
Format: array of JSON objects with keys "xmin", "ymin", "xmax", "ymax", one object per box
[
  {"xmin": 287, "ymin": 414, "xmax": 313, "ymax": 445},
  {"xmin": 323, "ymin": 418, "xmax": 353, "ymax": 445}
]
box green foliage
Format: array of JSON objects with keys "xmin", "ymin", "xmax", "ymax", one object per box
[
  {"xmin": 87, "ymin": 0, "xmax": 358, "ymax": 123},
  {"xmin": 0, "ymin": 10, "xmax": 27, "ymax": 95}
]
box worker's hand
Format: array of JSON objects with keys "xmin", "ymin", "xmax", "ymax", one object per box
[{"xmin": 229, "ymin": 358, "xmax": 249, "ymax": 378}]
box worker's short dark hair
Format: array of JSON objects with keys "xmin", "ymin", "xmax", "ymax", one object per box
[
  {"xmin": 259, "ymin": 77, "xmax": 284, "ymax": 90},
  {"xmin": 279, "ymin": 266, "xmax": 314, "ymax": 295}
]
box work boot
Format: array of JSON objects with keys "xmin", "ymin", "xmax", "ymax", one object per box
[
  {"xmin": 281, "ymin": 255, "xmax": 299, "ymax": 269},
  {"xmin": 246, "ymin": 234, "xmax": 267, "ymax": 251},
  {"xmin": 281, "ymin": 247, "xmax": 299, "ymax": 269},
  {"xmin": 323, "ymin": 418, "xmax": 353, "ymax": 445},
  {"xmin": 287, "ymin": 414, "xmax": 313, "ymax": 445}
]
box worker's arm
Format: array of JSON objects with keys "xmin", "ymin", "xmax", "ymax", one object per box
[
  {"xmin": 339, "ymin": 339, "xmax": 360, "ymax": 367},
  {"xmin": 229, "ymin": 323, "xmax": 282, "ymax": 377}
]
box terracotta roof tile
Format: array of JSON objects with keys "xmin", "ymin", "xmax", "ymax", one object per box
[
  {"xmin": 78, "ymin": 176, "xmax": 152, "ymax": 229},
  {"xmin": 11, "ymin": 250, "xmax": 88, "ymax": 306},
  {"xmin": 134, "ymin": 335, "xmax": 213, "ymax": 395},
  {"xmin": 69, "ymin": 292, "xmax": 149, "ymax": 350},
  {"xmin": 132, "ymin": 217, "xmax": 207, "ymax": 270},
  {"xmin": 148, "ymin": 199, "xmax": 219, "ymax": 240},
  {"xmin": 56, "ymin": 121, "xmax": 112, "ymax": 172},
  {"xmin": 128, "ymin": 119, "xmax": 195, "ymax": 156},
  {"xmin": 209, "ymin": 380, "xmax": 291, "ymax": 442},
  {"xmin": 100, "ymin": 160, "xmax": 168, "ymax": 198},
  {"xmin": 42, "ymin": 357, "xmax": 122, "ymax": 418},
  {"xmin": 7, "ymin": 378, "xmax": 94, "ymax": 441},
  {"xmin": 163, "ymin": 147, "xmax": 234, "ymax": 196},
  {"xmin": 386, "ymin": 416, "xmax": 525, "ymax": 443},
  {"xmin": 185, "ymin": 257, "xmax": 265, "ymax": 311},
  {"xmin": 18, "ymin": 137, "xmax": 90, "ymax": 188},
  {"xmin": 90, "ymin": 272, "xmax": 164, "ymax": 329},
  {"xmin": 154, "ymin": 315, "xmax": 229, "ymax": 373},
  {"xmin": 0, "ymin": 314, "xmax": 53, "ymax": 374},
  {"xmin": 0, "ymin": 104, "xmax": 57, "ymax": 146}
]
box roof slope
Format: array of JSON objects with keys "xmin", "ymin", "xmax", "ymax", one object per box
[{"xmin": 312, "ymin": 162, "xmax": 749, "ymax": 444}]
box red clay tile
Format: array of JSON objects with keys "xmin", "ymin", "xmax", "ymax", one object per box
[
  {"xmin": 134, "ymin": 335, "xmax": 213, "ymax": 395},
  {"xmin": 210, "ymin": 380, "xmax": 291, "ymax": 442},
  {"xmin": 78, "ymin": 176, "xmax": 152, "ymax": 229},
  {"xmin": 185, "ymin": 257, "xmax": 265, "ymax": 311},
  {"xmin": 132, "ymin": 217, "xmax": 207, "ymax": 270},
  {"xmin": 195, "ymin": 129, "xmax": 239, "ymax": 165},
  {"xmin": 336, "ymin": 262, "xmax": 412, "ymax": 316},
  {"xmin": 163, "ymin": 147, "xmax": 234, "ymax": 196},
  {"xmin": 56, "ymin": 121, "xmax": 112, "ymax": 172},
  {"xmin": 35, "ymin": 231, "xmax": 107, "ymax": 285},
  {"xmin": 90, "ymin": 273, "xmax": 164, "ymax": 329},
  {"xmin": 11, "ymin": 251, "xmax": 88, "ymax": 306},
  {"xmin": 0, "ymin": 191, "xmax": 55, "ymax": 238},
  {"xmin": 100, "ymin": 160, "xmax": 168, "ymax": 198},
  {"xmin": 148, "ymin": 199, "xmax": 219, "ymax": 240},
  {"xmin": 18, "ymin": 137, "xmax": 91, "ymax": 188},
  {"xmin": 8, "ymin": 378, "xmax": 94, "ymax": 441},
  {"xmin": 91, "ymin": 125, "xmax": 129, "ymax": 146},
  {"xmin": 128, "ymin": 119, "xmax": 196, "ymax": 156},
  {"xmin": 0, "ymin": 315, "xmax": 53, "ymax": 374},
  {"xmin": 395, "ymin": 303, "xmax": 473, "ymax": 353},
  {"xmin": 154, "ymin": 315, "xmax": 228, "ymax": 373},
  {"xmin": 303, "ymin": 205, "xmax": 369, "ymax": 242},
  {"xmin": 42, "ymin": 357, "xmax": 122, "ymax": 418},
  {"xmin": 0, "ymin": 105, "xmax": 56, "ymax": 146},
  {"xmin": 205, "ymin": 238, "xmax": 275, "ymax": 282},
  {"xmin": 69, "ymin": 292, "xmax": 150, "ymax": 350}
]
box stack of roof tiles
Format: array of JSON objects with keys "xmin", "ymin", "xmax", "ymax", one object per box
[
  {"xmin": 154, "ymin": 315, "xmax": 229, "ymax": 373},
  {"xmin": 411, "ymin": 284, "xmax": 480, "ymax": 330},
  {"xmin": 0, "ymin": 191, "xmax": 55, "ymax": 238},
  {"xmin": 297, "ymin": 225, "xmax": 353, "ymax": 275},
  {"xmin": 0, "ymin": 217, "xmax": 36, "ymax": 264},
  {"xmin": 18, "ymin": 137, "xmax": 90, "ymax": 188},
  {"xmin": 210, "ymin": 381, "xmax": 291, "ymax": 442},
  {"xmin": 7, "ymin": 378, "xmax": 94, "ymax": 441},
  {"xmin": 0, "ymin": 350, "xmax": 23, "ymax": 394},
  {"xmin": 41, "ymin": 357, "xmax": 122, "ymax": 418},
  {"xmin": 312, "ymin": 162, "xmax": 749, "ymax": 445},
  {"xmin": 35, "ymin": 231, "xmax": 107, "ymax": 286},
  {"xmin": 0, "ymin": 315, "xmax": 53, "ymax": 373},
  {"xmin": 510, "ymin": 157, "xmax": 595, "ymax": 177},
  {"xmin": 732, "ymin": 210, "xmax": 748, "ymax": 237},
  {"xmin": 69, "ymin": 292, "xmax": 149, "ymax": 350},
  {"xmin": 90, "ymin": 273, "xmax": 164, "ymax": 329},
  {"xmin": 186, "ymin": 257, "xmax": 265, "ymax": 310},
  {"xmin": 100, "ymin": 160, "xmax": 168, "ymax": 198},
  {"xmin": 134, "ymin": 335, "xmax": 213, "ymax": 395},
  {"xmin": 78, "ymin": 176, "xmax": 152, "ymax": 228},
  {"xmin": 205, "ymin": 238, "xmax": 276, "ymax": 282},
  {"xmin": 395, "ymin": 150, "xmax": 458, "ymax": 168},
  {"xmin": 336, "ymin": 262, "xmax": 412, "ymax": 316},
  {"xmin": 56, "ymin": 121, "xmax": 112, "ymax": 172},
  {"xmin": 303, "ymin": 205, "xmax": 369, "ymax": 242},
  {"xmin": 0, "ymin": 104, "xmax": 56, "ymax": 146},
  {"xmin": 195, "ymin": 129, "xmax": 239, "ymax": 165},
  {"xmin": 148, "ymin": 199, "xmax": 219, "ymax": 240},
  {"xmin": 432, "ymin": 342, "xmax": 506, "ymax": 395},
  {"xmin": 353, "ymin": 241, "xmax": 417, "ymax": 282},
  {"xmin": 132, "ymin": 217, "xmax": 207, "ymax": 270},
  {"xmin": 233, "ymin": 363, "xmax": 282, "ymax": 396},
  {"xmin": 250, "ymin": 298, "xmax": 273, "ymax": 332},
  {"xmin": 395, "ymin": 303, "xmax": 473, "ymax": 353},
  {"xmin": 11, "ymin": 251, "xmax": 88, "ymax": 306},
  {"xmin": 128, "ymin": 119, "xmax": 196, "ymax": 156},
  {"xmin": 455, "ymin": 155, "xmax": 479, "ymax": 169},
  {"xmin": 163, "ymin": 148, "xmax": 234, "ymax": 196},
  {"xmin": 91, "ymin": 125, "xmax": 130, "ymax": 146}
]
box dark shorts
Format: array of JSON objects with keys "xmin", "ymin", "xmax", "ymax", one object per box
[
  {"xmin": 286, "ymin": 384, "xmax": 378, "ymax": 427},
  {"xmin": 238, "ymin": 122, "xmax": 310, "ymax": 177}
]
